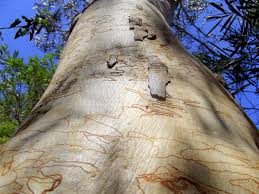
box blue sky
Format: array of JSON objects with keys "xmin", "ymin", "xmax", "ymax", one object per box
[{"xmin": 0, "ymin": 0, "xmax": 43, "ymax": 59}]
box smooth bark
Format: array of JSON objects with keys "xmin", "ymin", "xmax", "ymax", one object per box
[{"xmin": 0, "ymin": 0, "xmax": 258, "ymax": 193}]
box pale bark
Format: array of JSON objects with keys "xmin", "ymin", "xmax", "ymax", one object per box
[{"xmin": 0, "ymin": 0, "xmax": 258, "ymax": 193}]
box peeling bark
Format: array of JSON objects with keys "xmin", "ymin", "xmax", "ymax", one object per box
[
  {"xmin": 106, "ymin": 51, "xmax": 118, "ymax": 69},
  {"xmin": 148, "ymin": 56, "xmax": 170, "ymax": 100},
  {"xmin": 129, "ymin": 16, "xmax": 157, "ymax": 41}
]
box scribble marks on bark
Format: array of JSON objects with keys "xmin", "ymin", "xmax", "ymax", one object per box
[
  {"xmin": 27, "ymin": 173, "xmax": 62, "ymax": 194},
  {"xmin": 148, "ymin": 56, "xmax": 170, "ymax": 101},
  {"xmin": 137, "ymin": 166, "xmax": 227, "ymax": 194}
]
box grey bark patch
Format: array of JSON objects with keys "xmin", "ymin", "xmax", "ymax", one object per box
[
  {"xmin": 129, "ymin": 16, "xmax": 142, "ymax": 26},
  {"xmin": 147, "ymin": 28, "xmax": 157, "ymax": 40},
  {"xmin": 134, "ymin": 28, "xmax": 148, "ymax": 41},
  {"xmin": 148, "ymin": 56, "xmax": 170, "ymax": 101}
]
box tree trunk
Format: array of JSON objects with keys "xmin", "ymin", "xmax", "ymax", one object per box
[{"xmin": 0, "ymin": 0, "xmax": 258, "ymax": 193}]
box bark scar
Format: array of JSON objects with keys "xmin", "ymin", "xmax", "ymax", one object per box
[
  {"xmin": 148, "ymin": 56, "xmax": 170, "ymax": 101},
  {"xmin": 107, "ymin": 55, "xmax": 118, "ymax": 69},
  {"xmin": 106, "ymin": 50, "xmax": 118, "ymax": 69}
]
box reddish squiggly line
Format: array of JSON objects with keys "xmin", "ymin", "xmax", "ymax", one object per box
[
  {"xmin": 229, "ymin": 178, "xmax": 259, "ymax": 194},
  {"xmin": 27, "ymin": 171, "xmax": 62, "ymax": 194},
  {"xmin": 137, "ymin": 165, "xmax": 231, "ymax": 194}
]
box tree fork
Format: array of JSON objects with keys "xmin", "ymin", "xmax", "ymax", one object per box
[{"xmin": 0, "ymin": 0, "xmax": 258, "ymax": 193}]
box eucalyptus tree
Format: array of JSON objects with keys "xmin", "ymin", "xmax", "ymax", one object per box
[
  {"xmin": 0, "ymin": 0, "xmax": 258, "ymax": 193},
  {"xmin": 3, "ymin": 0, "xmax": 258, "ymax": 121}
]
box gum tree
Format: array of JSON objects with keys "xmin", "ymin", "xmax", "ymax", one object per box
[{"xmin": 0, "ymin": 0, "xmax": 258, "ymax": 193}]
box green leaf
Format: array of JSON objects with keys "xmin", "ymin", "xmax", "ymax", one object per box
[
  {"xmin": 220, "ymin": 16, "xmax": 232, "ymax": 32},
  {"xmin": 36, "ymin": 25, "xmax": 43, "ymax": 34},
  {"xmin": 0, "ymin": 31, "xmax": 3, "ymax": 41},
  {"xmin": 10, "ymin": 19, "xmax": 21, "ymax": 28},
  {"xmin": 13, "ymin": 50, "xmax": 19, "ymax": 58},
  {"xmin": 225, "ymin": 1, "xmax": 242, "ymax": 17},
  {"xmin": 206, "ymin": 15, "xmax": 226, "ymax": 20},
  {"xmin": 22, "ymin": 16, "xmax": 31, "ymax": 23},
  {"xmin": 207, "ymin": 18, "xmax": 223, "ymax": 35},
  {"xmin": 14, "ymin": 28, "xmax": 22, "ymax": 39},
  {"xmin": 21, "ymin": 29, "xmax": 28, "ymax": 36},
  {"xmin": 29, "ymin": 32, "xmax": 34, "ymax": 41},
  {"xmin": 0, "ymin": 46, "xmax": 56, "ymax": 141},
  {"xmin": 210, "ymin": 2, "xmax": 227, "ymax": 14}
]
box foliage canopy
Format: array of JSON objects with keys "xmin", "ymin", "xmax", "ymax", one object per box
[{"xmin": 0, "ymin": 45, "xmax": 56, "ymax": 143}]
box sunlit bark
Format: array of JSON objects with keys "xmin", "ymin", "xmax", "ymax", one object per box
[{"xmin": 0, "ymin": 0, "xmax": 258, "ymax": 193}]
